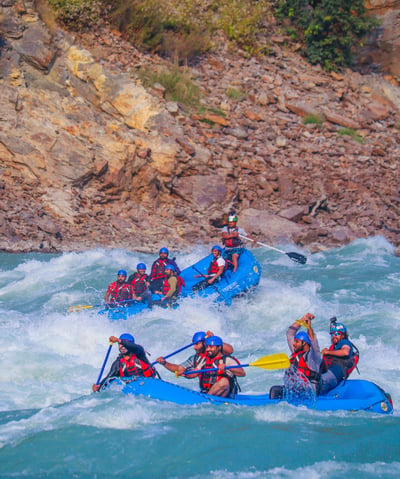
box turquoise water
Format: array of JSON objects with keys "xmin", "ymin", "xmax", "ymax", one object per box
[{"xmin": 0, "ymin": 237, "xmax": 399, "ymax": 478}]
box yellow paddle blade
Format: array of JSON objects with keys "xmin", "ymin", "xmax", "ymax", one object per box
[
  {"xmin": 68, "ymin": 304, "xmax": 94, "ymax": 313},
  {"xmin": 295, "ymin": 319, "xmax": 310, "ymax": 329},
  {"xmin": 249, "ymin": 353, "xmax": 290, "ymax": 370}
]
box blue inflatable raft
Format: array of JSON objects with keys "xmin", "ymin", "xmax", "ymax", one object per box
[
  {"xmin": 99, "ymin": 248, "xmax": 261, "ymax": 320},
  {"xmin": 107, "ymin": 377, "xmax": 393, "ymax": 414}
]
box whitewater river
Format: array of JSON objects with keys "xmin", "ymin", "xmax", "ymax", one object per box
[{"xmin": 0, "ymin": 237, "xmax": 399, "ymax": 478}]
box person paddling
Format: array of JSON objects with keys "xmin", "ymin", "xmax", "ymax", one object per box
[
  {"xmin": 189, "ymin": 336, "xmax": 245, "ymax": 398},
  {"xmin": 92, "ymin": 334, "xmax": 156, "ymax": 392},
  {"xmin": 192, "ymin": 245, "xmax": 226, "ymax": 292},
  {"xmin": 270, "ymin": 313, "xmax": 343, "ymax": 399},
  {"xmin": 156, "ymin": 330, "xmax": 233, "ymax": 376},
  {"xmin": 221, "ymin": 214, "xmax": 248, "ymax": 272}
]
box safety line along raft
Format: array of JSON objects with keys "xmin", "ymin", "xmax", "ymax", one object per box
[{"xmin": 102, "ymin": 377, "xmax": 393, "ymax": 415}]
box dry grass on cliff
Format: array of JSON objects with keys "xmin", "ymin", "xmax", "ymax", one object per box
[{"xmin": 46, "ymin": 0, "xmax": 272, "ymax": 62}]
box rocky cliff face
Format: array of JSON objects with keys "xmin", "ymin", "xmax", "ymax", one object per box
[
  {"xmin": 1, "ymin": 0, "xmax": 400, "ymax": 254},
  {"xmin": 366, "ymin": 0, "xmax": 400, "ymax": 77}
]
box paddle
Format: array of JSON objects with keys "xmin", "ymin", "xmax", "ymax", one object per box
[
  {"xmin": 191, "ymin": 265, "xmax": 230, "ymax": 304},
  {"xmin": 239, "ymin": 234, "xmax": 307, "ymax": 264},
  {"xmin": 150, "ymin": 342, "xmax": 194, "ymax": 367},
  {"xmin": 95, "ymin": 343, "xmax": 113, "ymax": 386},
  {"xmin": 68, "ymin": 299, "xmax": 133, "ymax": 313},
  {"xmin": 183, "ymin": 352, "xmax": 290, "ymax": 376}
]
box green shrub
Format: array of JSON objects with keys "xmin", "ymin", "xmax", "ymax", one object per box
[
  {"xmin": 215, "ymin": 0, "xmax": 271, "ymax": 54},
  {"xmin": 275, "ymin": 0, "xmax": 378, "ymax": 70},
  {"xmin": 138, "ymin": 65, "xmax": 201, "ymax": 109},
  {"xmin": 108, "ymin": 0, "xmax": 270, "ymax": 61},
  {"xmin": 108, "ymin": 0, "xmax": 212, "ymax": 62},
  {"xmin": 226, "ymin": 87, "xmax": 245, "ymax": 100},
  {"xmin": 338, "ymin": 127, "xmax": 364, "ymax": 143},
  {"xmin": 47, "ymin": 0, "xmax": 103, "ymax": 30},
  {"xmin": 302, "ymin": 114, "xmax": 324, "ymax": 125}
]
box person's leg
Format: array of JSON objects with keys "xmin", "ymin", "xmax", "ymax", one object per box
[
  {"xmin": 207, "ymin": 378, "xmax": 230, "ymax": 397},
  {"xmin": 142, "ymin": 289, "xmax": 153, "ymax": 308},
  {"xmin": 232, "ymin": 253, "xmax": 239, "ymax": 272},
  {"xmin": 192, "ymin": 279, "xmax": 208, "ymax": 292},
  {"xmin": 150, "ymin": 278, "xmax": 163, "ymax": 293},
  {"xmin": 269, "ymin": 385, "xmax": 284, "ymax": 399}
]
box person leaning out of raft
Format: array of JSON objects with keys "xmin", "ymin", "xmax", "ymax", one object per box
[
  {"xmin": 269, "ymin": 313, "xmax": 340, "ymax": 399},
  {"xmin": 192, "ymin": 245, "xmax": 226, "ymax": 293},
  {"xmin": 92, "ymin": 334, "xmax": 156, "ymax": 392},
  {"xmin": 156, "ymin": 330, "xmax": 233, "ymax": 377},
  {"xmin": 154, "ymin": 264, "xmax": 185, "ymax": 307},
  {"xmin": 104, "ymin": 270, "xmax": 132, "ymax": 307}
]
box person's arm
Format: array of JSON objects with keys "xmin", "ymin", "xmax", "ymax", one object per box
[
  {"xmin": 156, "ymin": 357, "xmax": 185, "ymax": 375},
  {"xmin": 104, "ymin": 284, "xmax": 112, "ymax": 302},
  {"xmin": 222, "ymin": 230, "xmax": 236, "ymax": 240},
  {"xmin": 203, "ymin": 330, "xmax": 233, "ymax": 355},
  {"xmin": 321, "ymin": 344, "xmax": 351, "ymax": 357},
  {"xmin": 286, "ymin": 323, "xmax": 299, "ymax": 353},
  {"xmin": 209, "ymin": 258, "xmax": 225, "ymax": 284},
  {"xmin": 220, "ymin": 357, "xmax": 246, "ymax": 377},
  {"xmin": 92, "ymin": 357, "xmax": 120, "ymax": 392},
  {"xmin": 162, "ymin": 277, "xmax": 178, "ymax": 299}
]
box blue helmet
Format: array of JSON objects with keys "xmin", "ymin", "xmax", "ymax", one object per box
[
  {"xmin": 119, "ymin": 333, "xmax": 135, "ymax": 344},
  {"xmin": 192, "ymin": 331, "xmax": 206, "ymax": 343},
  {"xmin": 205, "ymin": 335, "xmax": 223, "ymax": 347},
  {"xmin": 136, "ymin": 263, "xmax": 147, "ymax": 270},
  {"xmin": 211, "ymin": 245, "xmax": 222, "ymax": 253},
  {"xmin": 164, "ymin": 264, "xmax": 175, "ymax": 272},
  {"xmin": 330, "ymin": 323, "xmax": 347, "ymax": 335},
  {"xmin": 159, "ymin": 247, "xmax": 169, "ymax": 255},
  {"xmin": 294, "ymin": 331, "xmax": 311, "ymax": 346},
  {"xmin": 117, "ymin": 269, "xmax": 127, "ymax": 277}
]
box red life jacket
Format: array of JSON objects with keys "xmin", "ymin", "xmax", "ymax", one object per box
[
  {"xmin": 198, "ymin": 353, "xmax": 240, "ymax": 391},
  {"xmin": 324, "ymin": 343, "xmax": 359, "ymax": 378},
  {"xmin": 119, "ymin": 354, "xmax": 155, "ymax": 378},
  {"xmin": 290, "ymin": 350, "xmax": 321, "ymax": 386},
  {"xmin": 151, "ymin": 258, "xmax": 168, "ymax": 280},
  {"xmin": 208, "ymin": 257, "xmax": 223, "ymax": 275},
  {"xmin": 223, "ymin": 227, "xmax": 242, "ymax": 248},
  {"xmin": 162, "ymin": 275, "xmax": 185, "ymax": 296},
  {"xmin": 130, "ymin": 273, "xmax": 149, "ymax": 295},
  {"xmin": 107, "ymin": 281, "xmax": 132, "ymax": 303},
  {"xmin": 208, "ymin": 257, "xmax": 233, "ymax": 275}
]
